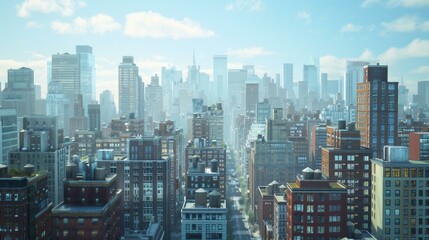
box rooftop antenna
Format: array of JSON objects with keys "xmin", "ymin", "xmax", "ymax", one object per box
[{"xmin": 193, "ymin": 48, "xmax": 196, "ymax": 66}]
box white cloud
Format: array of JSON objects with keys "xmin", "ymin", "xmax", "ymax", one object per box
[
  {"xmin": 226, "ymin": 47, "xmax": 275, "ymax": 58},
  {"xmin": 411, "ymin": 66, "xmax": 429, "ymax": 74},
  {"xmin": 379, "ymin": 38, "xmax": 429, "ymax": 61},
  {"xmin": 17, "ymin": 0, "xmax": 85, "ymax": 17},
  {"xmin": 387, "ymin": 0, "xmax": 429, "ymax": 7},
  {"xmin": 362, "ymin": 0, "xmax": 429, "ymax": 7},
  {"xmin": 26, "ymin": 21, "xmax": 43, "ymax": 28},
  {"xmin": 420, "ymin": 20, "xmax": 429, "ymax": 31},
  {"xmin": 297, "ymin": 11, "xmax": 311, "ymax": 23},
  {"xmin": 319, "ymin": 55, "xmax": 346, "ymax": 79},
  {"xmin": 124, "ymin": 11, "xmax": 215, "ymax": 39},
  {"xmin": 340, "ymin": 23, "xmax": 363, "ymax": 32},
  {"xmin": 225, "ymin": 0, "xmax": 264, "ymax": 11},
  {"xmin": 359, "ymin": 48, "xmax": 374, "ymax": 60},
  {"xmin": 51, "ymin": 13, "xmax": 121, "ymax": 34},
  {"xmin": 382, "ymin": 15, "xmax": 417, "ymax": 33},
  {"xmin": 361, "ymin": 0, "xmax": 380, "ymax": 7}
]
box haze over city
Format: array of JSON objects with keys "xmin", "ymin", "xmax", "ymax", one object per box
[{"xmin": 1, "ymin": 0, "xmax": 428, "ymax": 100}]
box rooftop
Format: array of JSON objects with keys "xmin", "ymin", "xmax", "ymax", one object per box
[
  {"xmin": 183, "ymin": 199, "xmax": 227, "ymax": 210},
  {"xmin": 52, "ymin": 189, "xmax": 122, "ymax": 216}
]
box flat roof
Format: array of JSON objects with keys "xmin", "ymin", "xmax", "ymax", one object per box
[{"xmin": 183, "ymin": 199, "xmax": 227, "ymax": 210}]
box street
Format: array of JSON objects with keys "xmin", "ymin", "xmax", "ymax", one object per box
[{"xmin": 227, "ymin": 168, "xmax": 254, "ymax": 240}]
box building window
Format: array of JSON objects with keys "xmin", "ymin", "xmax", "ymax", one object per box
[
  {"xmin": 63, "ymin": 218, "xmax": 68, "ymax": 224},
  {"xmin": 78, "ymin": 218, "xmax": 84, "ymax": 224},
  {"xmin": 385, "ymin": 168, "xmax": 391, "ymax": 177}
]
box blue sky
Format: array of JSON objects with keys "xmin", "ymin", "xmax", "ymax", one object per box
[{"xmin": 0, "ymin": 0, "xmax": 428, "ymax": 100}]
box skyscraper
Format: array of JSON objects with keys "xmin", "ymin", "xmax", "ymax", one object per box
[
  {"xmin": 2, "ymin": 67, "xmax": 35, "ymax": 116},
  {"xmin": 0, "ymin": 108, "xmax": 18, "ymax": 164},
  {"xmin": 321, "ymin": 121, "xmax": 372, "ymax": 230},
  {"xmin": 303, "ymin": 64, "xmax": 319, "ymax": 100},
  {"xmin": 145, "ymin": 74, "xmax": 163, "ymax": 123},
  {"xmin": 417, "ymin": 80, "xmax": 429, "ymax": 108},
  {"xmin": 213, "ymin": 55, "xmax": 228, "ymax": 101},
  {"xmin": 76, "ymin": 45, "xmax": 96, "ymax": 114},
  {"xmin": 88, "ymin": 102, "xmax": 101, "ymax": 132},
  {"xmin": 320, "ymin": 72, "xmax": 328, "ymax": 99},
  {"xmin": 118, "ymin": 56, "xmax": 139, "ymax": 118},
  {"xmin": 99, "ymin": 90, "xmax": 116, "ymax": 125},
  {"xmin": 161, "ymin": 66, "xmax": 182, "ymax": 116},
  {"xmin": 46, "ymin": 82, "xmax": 70, "ymax": 135},
  {"xmin": 283, "ymin": 63, "xmax": 294, "ymax": 99},
  {"xmin": 245, "ymin": 83, "xmax": 259, "ymax": 113},
  {"xmin": 344, "ymin": 61, "xmax": 369, "ymax": 106},
  {"xmin": 51, "ymin": 52, "xmax": 80, "ymax": 110},
  {"xmin": 356, "ymin": 64, "xmax": 398, "ymax": 158}
]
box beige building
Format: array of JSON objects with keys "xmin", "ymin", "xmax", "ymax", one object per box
[{"xmin": 371, "ymin": 146, "xmax": 429, "ymax": 240}]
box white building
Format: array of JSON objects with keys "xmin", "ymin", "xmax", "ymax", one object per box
[{"xmin": 181, "ymin": 189, "xmax": 227, "ymax": 240}]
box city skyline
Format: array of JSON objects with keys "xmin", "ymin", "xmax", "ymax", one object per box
[{"xmin": 0, "ymin": 0, "xmax": 428, "ymax": 101}]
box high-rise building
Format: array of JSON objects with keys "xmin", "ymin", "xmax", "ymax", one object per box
[
  {"xmin": 185, "ymin": 139, "xmax": 226, "ymax": 199},
  {"xmin": 283, "ymin": 63, "xmax": 294, "ymax": 99},
  {"xmin": 118, "ymin": 56, "xmax": 140, "ymax": 118},
  {"xmin": 311, "ymin": 124, "xmax": 326, "ymax": 169},
  {"xmin": 181, "ymin": 189, "xmax": 227, "ymax": 240},
  {"xmin": 99, "ymin": 90, "xmax": 116, "ymax": 125},
  {"xmin": 188, "ymin": 51, "xmax": 201, "ymax": 96},
  {"xmin": 344, "ymin": 61, "xmax": 369, "ymax": 106},
  {"xmin": 303, "ymin": 64, "xmax": 319, "ymax": 100},
  {"xmin": 206, "ymin": 103, "xmax": 224, "ymax": 147},
  {"xmin": 286, "ymin": 168, "xmax": 348, "ymax": 240},
  {"xmin": 0, "ymin": 108, "xmax": 18, "ymax": 164},
  {"xmin": 228, "ymin": 69, "xmax": 247, "ymax": 107},
  {"xmin": 256, "ymin": 99, "xmax": 270, "ymax": 124},
  {"xmin": 46, "ymin": 82, "xmax": 70, "ymax": 135},
  {"xmin": 51, "ymin": 164, "xmax": 122, "ymax": 240},
  {"xmin": 51, "ymin": 52, "xmax": 79, "ymax": 110},
  {"xmin": 154, "ymin": 120, "xmax": 185, "ymax": 232},
  {"xmin": 256, "ymin": 181, "xmax": 285, "ymax": 240},
  {"xmin": 321, "ymin": 121, "xmax": 372, "ymax": 230},
  {"xmin": 249, "ymin": 134, "xmax": 293, "ymax": 210},
  {"xmin": 371, "ymin": 146, "xmax": 429, "ymax": 240},
  {"xmin": 0, "ymin": 166, "xmax": 53, "ymax": 240},
  {"xmin": 186, "ymin": 155, "xmax": 220, "ymax": 199},
  {"xmin": 245, "ymin": 83, "xmax": 259, "ymax": 113},
  {"xmin": 320, "ymin": 72, "xmax": 328, "ymax": 99},
  {"xmin": 273, "ymin": 191, "xmax": 287, "ymax": 240},
  {"xmin": 161, "ymin": 66, "xmax": 182, "ymax": 117},
  {"xmin": 213, "ymin": 55, "xmax": 228, "ymax": 101},
  {"xmin": 2, "ymin": 67, "xmax": 35, "ymax": 116},
  {"xmin": 417, "ymin": 80, "xmax": 429, "ymax": 108},
  {"xmin": 69, "ymin": 94, "xmax": 88, "ymax": 134},
  {"xmin": 356, "ymin": 64, "xmax": 398, "ymax": 158},
  {"xmin": 145, "ymin": 74, "xmax": 163, "ymax": 123},
  {"xmin": 76, "ymin": 45, "xmax": 96, "ymax": 114},
  {"xmin": 88, "ymin": 102, "xmax": 101, "ymax": 132},
  {"xmin": 9, "ymin": 115, "xmax": 69, "ymax": 205},
  {"xmin": 97, "ymin": 137, "xmax": 171, "ymax": 238},
  {"xmin": 137, "ymin": 76, "xmax": 145, "ymax": 121}
]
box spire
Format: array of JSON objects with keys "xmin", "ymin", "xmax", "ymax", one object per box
[{"xmin": 193, "ymin": 48, "xmax": 196, "ymax": 66}]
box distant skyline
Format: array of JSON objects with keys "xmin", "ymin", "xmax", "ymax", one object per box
[{"xmin": 0, "ymin": 0, "xmax": 428, "ymax": 100}]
